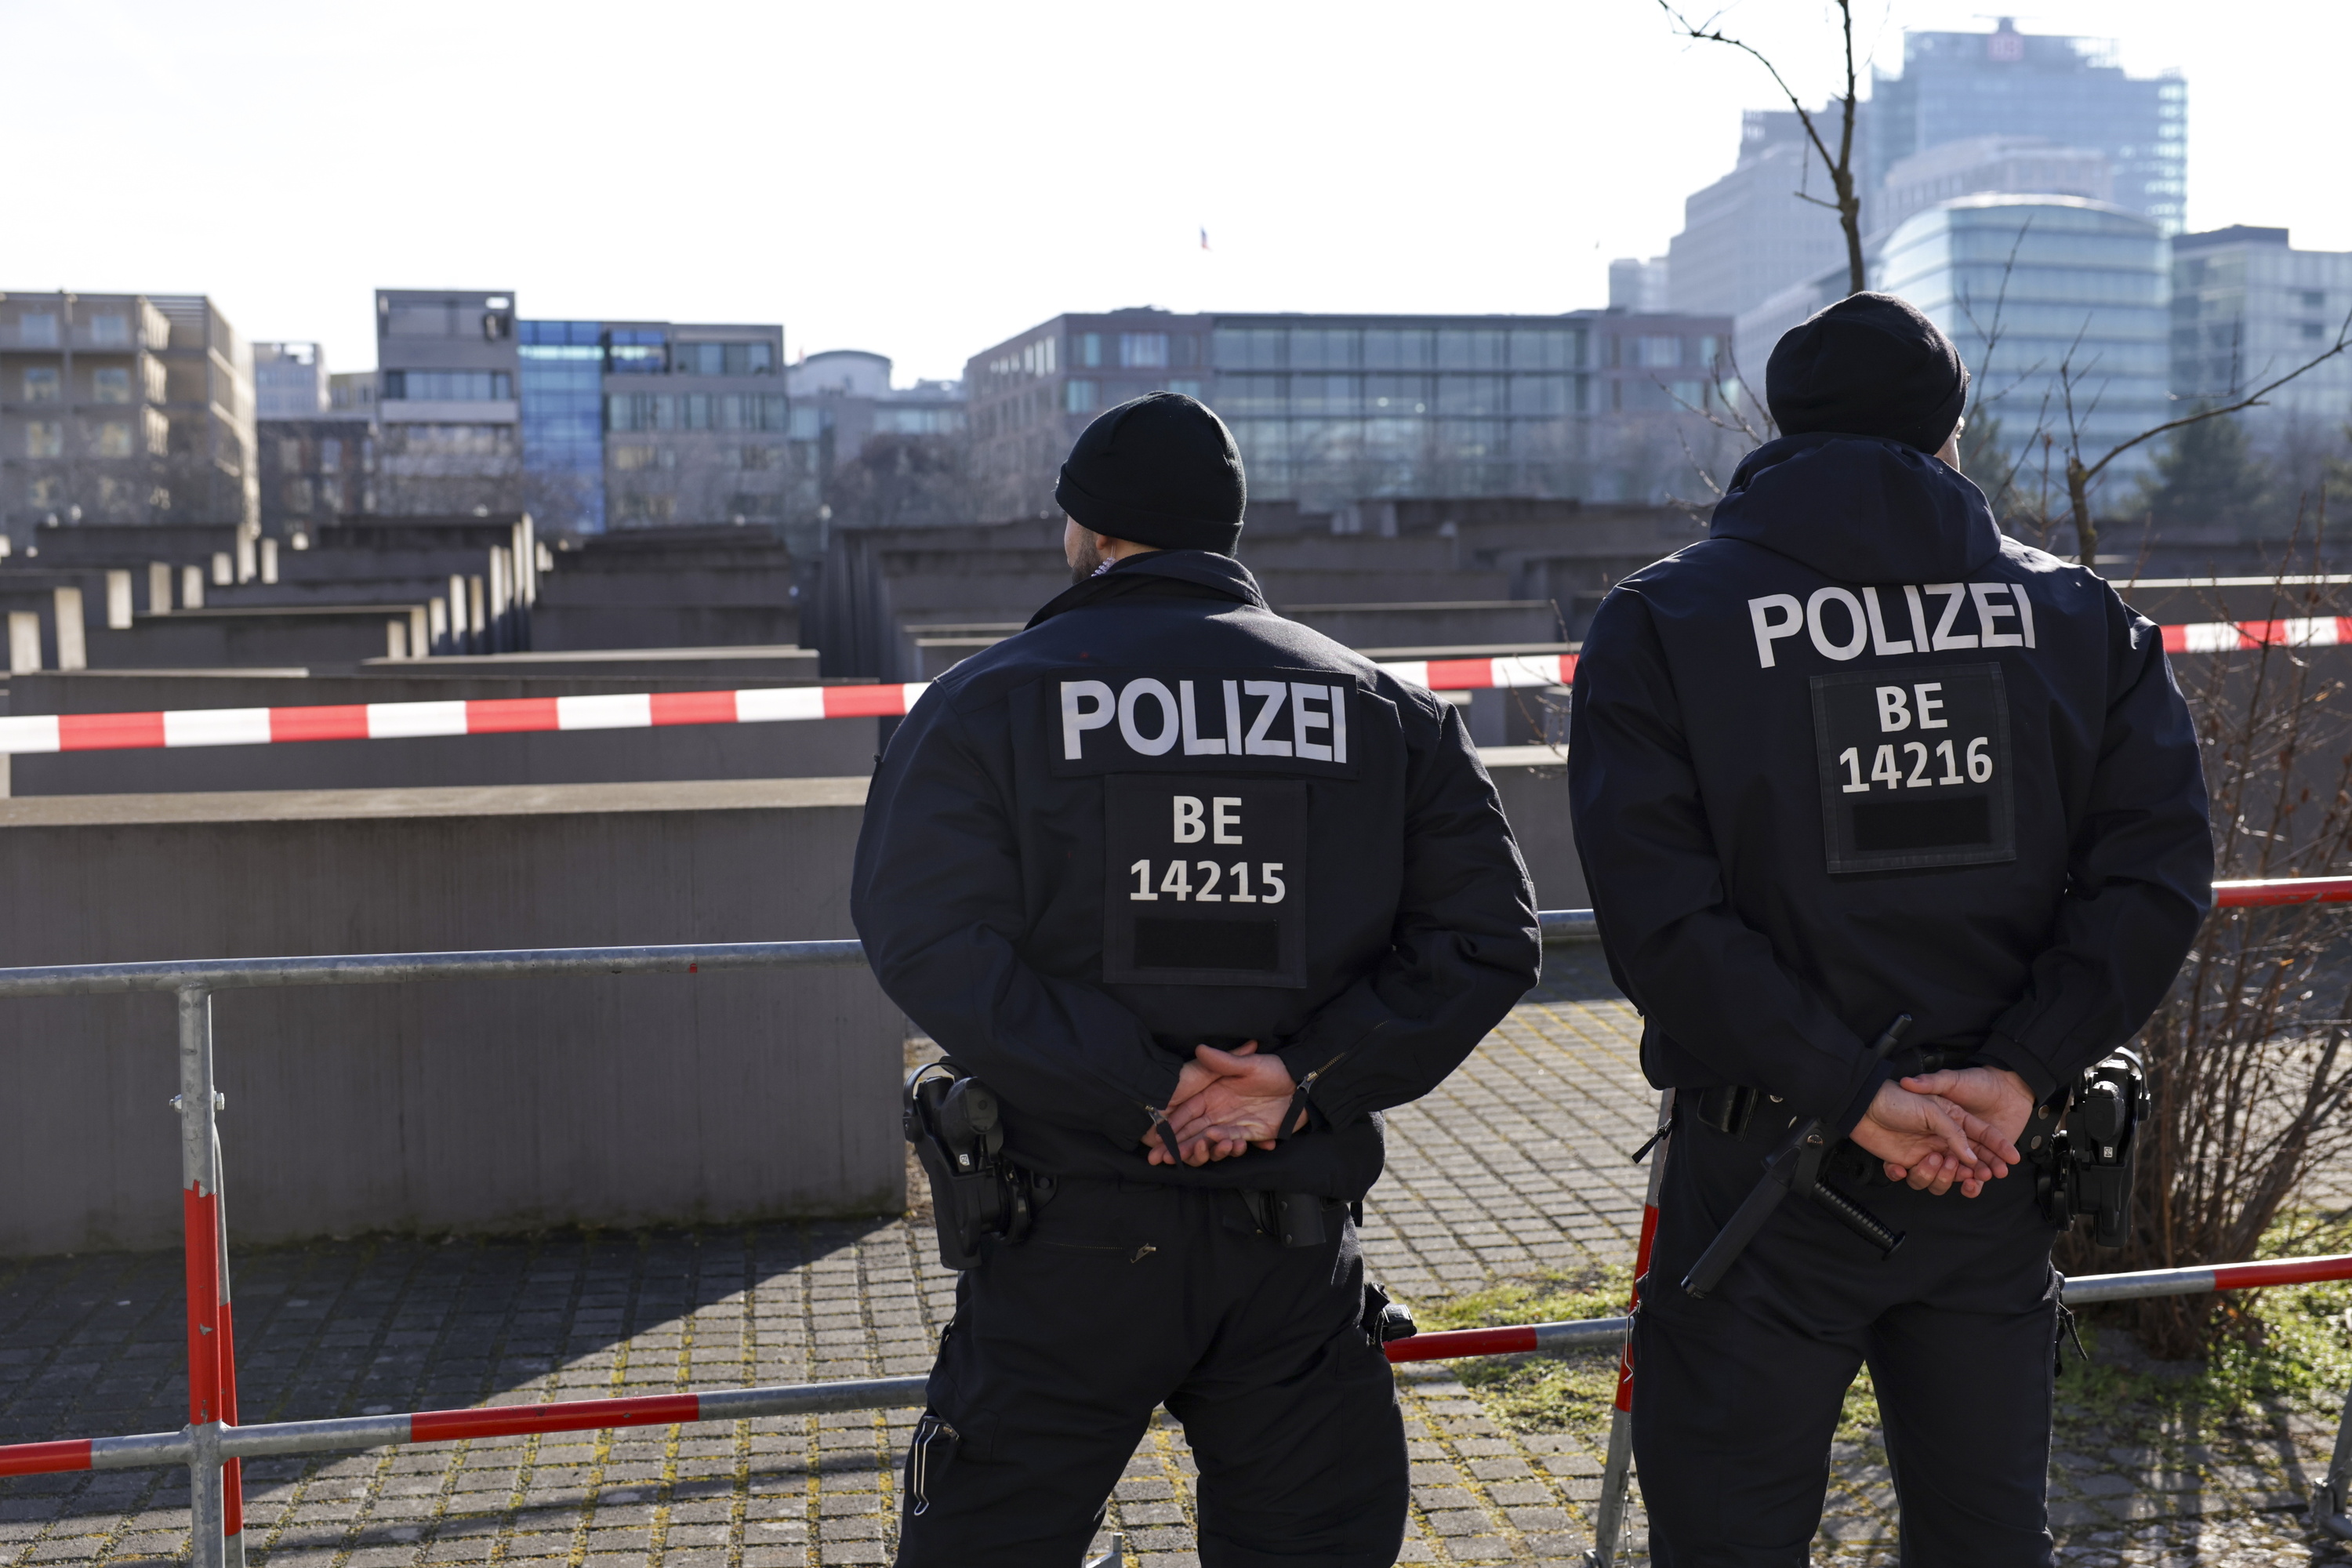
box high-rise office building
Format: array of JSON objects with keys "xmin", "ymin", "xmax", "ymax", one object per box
[
  {"xmin": 2171, "ymin": 227, "xmax": 2352, "ymax": 438},
  {"xmin": 0, "ymin": 290, "xmax": 256, "ymax": 542},
  {"xmin": 1608, "ymin": 258, "xmax": 1671, "ymax": 314},
  {"xmin": 1868, "ymin": 19, "xmax": 2185, "ymax": 234},
  {"xmin": 375, "ymin": 289, "xmax": 521, "ymax": 517},
  {"xmin": 1667, "ymin": 111, "xmax": 1855, "ymax": 321},
  {"xmin": 1877, "ymin": 195, "xmax": 2170, "ymax": 497},
  {"xmin": 965, "ymin": 306, "xmax": 1734, "ymax": 520}
]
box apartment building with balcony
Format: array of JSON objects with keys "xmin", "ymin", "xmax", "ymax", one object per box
[{"xmin": 0, "ymin": 290, "xmax": 256, "ymax": 546}]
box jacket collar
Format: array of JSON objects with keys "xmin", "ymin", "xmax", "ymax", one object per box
[{"xmin": 1025, "ymin": 549, "xmax": 1267, "ymax": 629}]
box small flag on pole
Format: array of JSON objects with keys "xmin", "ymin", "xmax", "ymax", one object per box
[{"xmin": 1200, "ymin": 227, "xmax": 1210, "ymax": 251}]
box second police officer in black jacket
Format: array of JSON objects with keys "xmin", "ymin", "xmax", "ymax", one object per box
[
  {"xmin": 853, "ymin": 393, "xmax": 1541, "ymax": 1567},
  {"xmin": 1570, "ymin": 295, "xmax": 2212, "ymax": 1566}
]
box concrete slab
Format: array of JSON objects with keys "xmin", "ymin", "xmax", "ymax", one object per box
[{"xmin": 0, "ymin": 776, "xmax": 899, "ymax": 1254}]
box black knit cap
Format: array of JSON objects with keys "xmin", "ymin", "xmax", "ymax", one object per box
[
  {"xmin": 1766, "ymin": 292, "xmax": 1969, "ymax": 455},
  {"xmin": 1054, "ymin": 392, "xmax": 1247, "ymax": 555}
]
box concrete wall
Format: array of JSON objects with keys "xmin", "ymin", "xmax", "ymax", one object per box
[
  {"xmin": 1285, "ymin": 601, "xmax": 1565, "ymax": 651},
  {"xmin": 1483, "ymin": 746, "xmax": 1585, "ymax": 913},
  {"xmin": 87, "ymin": 607, "xmax": 423, "ymax": 670},
  {"xmin": 0, "ymin": 779, "xmax": 903, "ymax": 1255},
  {"xmin": 532, "ymin": 604, "xmax": 800, "ymax": 652},
  {"xmin": 5, "ymin": 671, "xmax": 877, "ymax": 795}
]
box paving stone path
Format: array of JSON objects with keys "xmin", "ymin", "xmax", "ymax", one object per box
[{"xmin": 1, "ymin": 951, "xmax": 2347, "ymax": 1566}]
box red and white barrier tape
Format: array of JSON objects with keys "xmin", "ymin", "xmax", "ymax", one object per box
[
  {"xmin": 7, "ymin": 614, "xmax": 2352, "ymax": 757},
  {"xmin": 2163, "ymin": 616, "xmax": 2352, "ymax": 653},
  {"xmin": 0, "ymin": 655, "xmax": 1581, "ymax": 757}
]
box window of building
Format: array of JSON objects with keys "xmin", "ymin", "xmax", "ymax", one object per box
[
  {"xmin": 606, "ymin": 329, "xmax": 669, "ymax": 374},
  {"xmin": 680, "ymin": 394, "xmax": 712, "ymax": 430},
  {"xmin": 1436, "ymin": 376, "xmax": 1506, "ymax": 416},
  {"xmin": 1436, "ymin": 331, "xmax": 1508, "ymax": 371},
  {"xmin": 382, "ymin": 423, "xmax": 515, "ymax": 456},
  {"xmin": 26, "ymin": 421, "xmax": 62, "ymax": 457},
  {"xmin": 16, "ymin": 312, "xmax": 59, "ymax": 347},
  {"xmin": 89, "ymin": 314, "xmax": 130, "ymax": 347},
  {"xmin": 1509, "ymin": 330, "xmax": 1574, "ymax": 371},
  {"xmin": 285, "ymin": 477, "xmax": 315, "ymax": 514},
  {"xmin": 607, "ymin": 394, "xmax": 676, "ymax": 431},
  {"xmin": 279, "ymin": 437, "xmax": 304, "ymax": 469},
  {"xmin": 27, "ymin": 475, "xmax": 60, "ymax": 506},
  {"xmin": 1077, "ymin": 332, "xmax": 1103, "ymax": 368},
  {"xmin": 671, "ymin": 342, "xmax": 777, "ymax": 376},
  {"xmin": 742, "ymin": 446, "xmax": 782, "ymax": 470},
  {"xmin": 93, "ymin": 421, "xmax": 134, "ymax": 458},
  {"xmin": 1361, "ymin": 329, "xmax": 1435, "ymax": 371},
  {"xmin": 2303, "ymin": 291, "xmax": 2327, "ymax": 308},
  {"xmin": 612, "ymin": 492, "xmax": 678, "ymax": 524},
  {"xmin": 143, "ymin": 409, "xmax": 169, "ymax": 456},
  {"xmin": 1166, "ymin": 379, "xmax": 1204, "ymax": 400},
  {"xmin": 1288, "ymin": 329, "xmax": 1359, "ymax": 371},
  {"xmin": 1510, "ymin": 377, "xmax": 1570, "ymax": 416},
  {"xmin": 611, "ymin": 445, "xmax": 677, "ymax": 471},
  {"xmin": 91, "ymin": 366, "xmax": 132, "ymax": 405},
  {"xmin": 1212, "ymin": 328, "xmax": 1286, "ymax": 370},
  {"xmin": 789, "ymin": 405, "xmax": 822, "ymax": 439},
  {"xmin": 1065, "ymin": 379, "xmax": 1099, "ymax": 414},
  {"xmin": 2303, "ymin": 322, "xmax": 2328, "ymax": 341},
  {"xmin": 1635, "ymin": 336, "xmax": 1684, "ymax": 368},
  {"xmin": 383, "ymin": 370, "xmax": 513, "ymax": 401},
  {"xmin": 1120, "ymin": 333, "xmax": 1171, "ymax": 369},
  {"xmin": 23, "ymin": 366, "xmax": 60, "ymax": 404},
  {"xmin": 321, "ymin": 437, "xmax": 343, "ymax": 470}
]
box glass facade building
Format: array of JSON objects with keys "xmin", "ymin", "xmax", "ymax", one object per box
[
  {"xmin": 1878, "ymin": 195, "xmax": 2169, "ymax": 497},
  {"xmin": 966, "ymin": 308, "xmax": 1734, "ymax": 521},
  {"xmin": 518, "ymin": 319, "xmax": 608, "ymax": 532}
]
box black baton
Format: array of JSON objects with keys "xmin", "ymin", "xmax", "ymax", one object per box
[{"xmin": 1681, "ymin": 1013, "xmax": 1911, "ymax": 1300}]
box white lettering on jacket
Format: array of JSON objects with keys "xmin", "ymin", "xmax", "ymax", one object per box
[
  {"xmin": 1061, "ymin": 676, "xmax": 1355, "ymax": 763},
  {"xmin": 1746, "ymin": 582, "xmax": 2038, "ymax": 670}
]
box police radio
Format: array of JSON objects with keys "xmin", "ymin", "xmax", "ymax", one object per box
[
  {"xmin": 905, "ymin": 1062, "xmax": 1039, "ymax": 1270},
  {"xmin": 2031, "ymin": 1048, "xmax": 2148, "ymax": 1247}
]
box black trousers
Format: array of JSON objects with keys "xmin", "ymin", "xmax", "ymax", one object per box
[
  {"xmin": 893, "ymin": 1178, "xmax": 1409, "ymax": 1568},
  {"xmin": 1632, "ymin": 1114, "xmax": 2061, "ymax": 1568}
]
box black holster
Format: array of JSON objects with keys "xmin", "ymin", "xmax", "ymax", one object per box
[{"xmin": 905, "ymin": 1061, "xmax": 1043, "ymax": 1270}]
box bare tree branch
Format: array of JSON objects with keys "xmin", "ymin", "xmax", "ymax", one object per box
[{"xmin": 1655, "ymin": 0, "xmax": 1866, "ymax": 292}]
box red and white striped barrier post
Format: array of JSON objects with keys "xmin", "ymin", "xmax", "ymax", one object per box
[
  {"xmin": 175, "ymin": 986, "xmax": 241, "ymax": 1568},
  {"xmin": 1586, "ymin": 1091, "xmax": 1670, "ymax": 1568}
]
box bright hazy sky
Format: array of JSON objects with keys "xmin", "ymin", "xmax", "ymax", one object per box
[{"xmin": 5, "ymin": 1, "xmax": 2343, "ymax": 385}]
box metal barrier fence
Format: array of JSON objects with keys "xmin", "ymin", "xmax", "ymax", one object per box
[{"xmin": 0, "ymin": 880, "xmax": 2348, "ymax": 1565}]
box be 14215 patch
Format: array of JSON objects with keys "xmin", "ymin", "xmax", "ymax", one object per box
[
  {"xmin": 1809, "ymin": 663, "xmax": 2016, "ymax": 874},
  {"xmin": 1101, "ymin": 775, "xmax": 1307, "ymax": 987}
]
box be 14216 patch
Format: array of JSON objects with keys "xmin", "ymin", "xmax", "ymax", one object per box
[{"xmin": 1809, "ymin": 663, "xmax": 2016, "ymax": 874}]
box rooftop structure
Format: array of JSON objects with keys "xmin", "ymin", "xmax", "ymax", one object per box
[{"xmin": 1868, "ymin": 18, "xmax": 2185, "ymax": 234}]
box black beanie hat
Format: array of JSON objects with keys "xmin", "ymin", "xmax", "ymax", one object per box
[
  {"xmin": 1766, "ymin": 292, "xmax": 1969, "ymax": 455},
  {"xmin": 1054, "ymin": 392, "xmax": 1247, "ymax": 555}
]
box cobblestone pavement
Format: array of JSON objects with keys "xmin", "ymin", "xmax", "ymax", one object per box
[{"xmin": 2, "ymin": 950, "xmax": 2347, "ymax": 1566}]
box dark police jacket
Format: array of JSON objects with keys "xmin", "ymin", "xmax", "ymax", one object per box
[
  {"xmin": 852, "ymin": 548, "xmax": 1541, "ymax": 1200},
  {"xmin": 1568, "ymin": 434, "xmax": 2212, "ymax": 1134}
]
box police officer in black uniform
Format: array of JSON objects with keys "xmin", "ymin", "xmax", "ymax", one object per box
[
  {"xmin": 853, "ymin": 392, "xmax": 1541, "ymax": 1567},
  {"xmin": 1568, "ymin": 294, "xmax": 2212, "ymax": 1566}
]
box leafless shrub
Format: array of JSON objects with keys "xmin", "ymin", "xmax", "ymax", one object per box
[{"xmin": 2063, "ymin": 504, "xmax": 2352, "ymax": 1356}]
